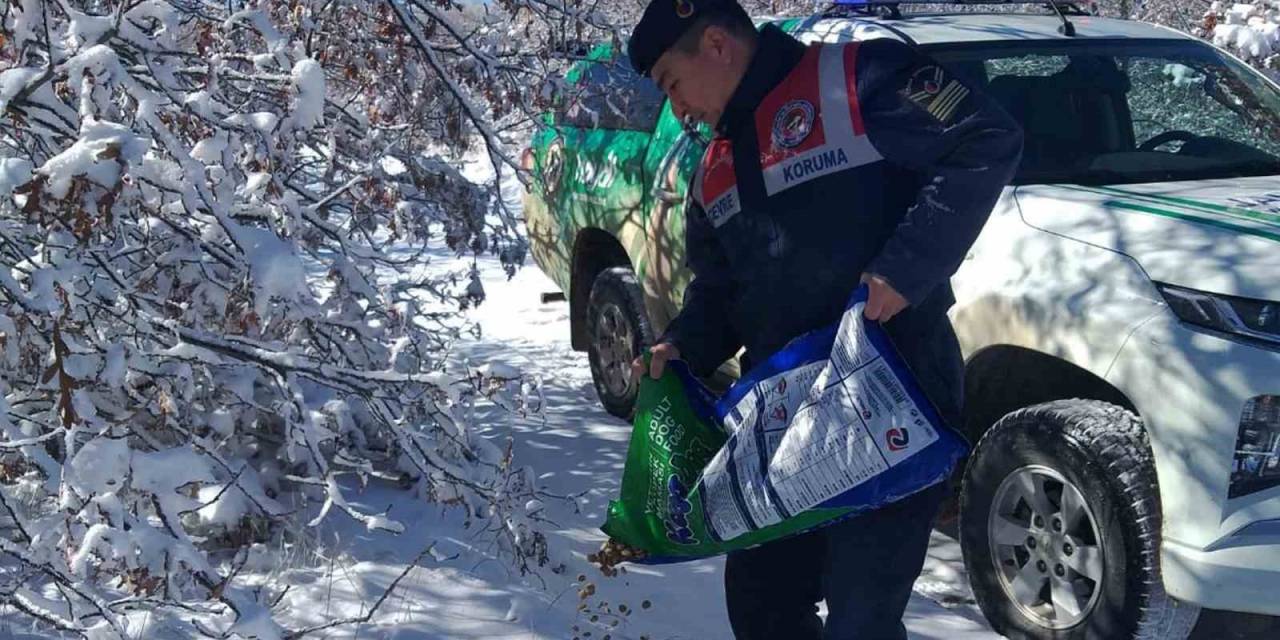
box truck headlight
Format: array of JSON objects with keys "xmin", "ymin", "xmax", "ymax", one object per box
[
  {"xmin": 1231, "ymin": 396, "xmax": 1280, "ymax": 499},
  {"xmin": 1157, "ymin": 284, "xmax": 1280, "ymax": 346}
]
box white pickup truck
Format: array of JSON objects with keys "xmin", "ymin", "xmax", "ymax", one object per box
[{"xmin": 523, "ymin": 4, "xmax": 1280, "ymax": 637}]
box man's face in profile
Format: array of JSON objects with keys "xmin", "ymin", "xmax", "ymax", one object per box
[{"xmin": 649, "ymin": 25, "xmax": 744, "ymax": 128}]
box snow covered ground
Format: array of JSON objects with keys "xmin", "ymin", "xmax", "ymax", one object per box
[
  {"xmin": 211, "ymin": 155, "xmax": 1001, "ymax": 640},
  {"xmin": 0, "ymin": 150, "xmax": 997, "ymax": 640},
  {"xmin": 231, "ymin": 241, "xmax": 1000, "ymax": 640},
  {"xmin": 0, "ymin": 148, "xmax": 1004, "ymax": 640}
]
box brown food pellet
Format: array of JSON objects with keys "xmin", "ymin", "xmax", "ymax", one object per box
[{"xmin": 588, "ymin": 539, "xmax": 648, "ymax": 575}]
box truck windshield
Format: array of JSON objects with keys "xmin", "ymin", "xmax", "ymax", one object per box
[{"xmin": 928, "ymin": 38, "xmax": 1280, "ymax": 186}]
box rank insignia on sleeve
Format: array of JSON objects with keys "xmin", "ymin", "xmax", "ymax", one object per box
[{"xmin": 904, "ymin": 65, "xmax": 970, "ymax": 124}]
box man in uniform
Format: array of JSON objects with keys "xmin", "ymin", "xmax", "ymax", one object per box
[{"xmin": 627, "ymin": 1, "xmax": 1022, "ymax": 638}]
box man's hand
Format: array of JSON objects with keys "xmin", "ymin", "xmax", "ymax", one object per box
[
  {"xmin": 861, "ymin": 273, "xmax": 909, "ymax": 323},
  {"xmin": 632, "ymin": 342, "xmax": 681, "ymax": 381}
]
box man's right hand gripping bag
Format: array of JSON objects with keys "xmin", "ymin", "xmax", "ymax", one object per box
[{"xmin": 602, "ymin": 285, "xmax": 968, "ymax": 563}]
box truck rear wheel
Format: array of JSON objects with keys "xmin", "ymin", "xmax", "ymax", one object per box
[{"xmin": 586, "ymin": 267, "xmax": 654, "ymax": 419}]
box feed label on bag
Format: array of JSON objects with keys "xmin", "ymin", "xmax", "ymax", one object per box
[{"xmin": 700, "ymin": 299, "xmax": 939, "ymax": 542}]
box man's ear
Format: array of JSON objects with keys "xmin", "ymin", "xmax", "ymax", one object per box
[{"xmin": 701, "ymin": 25, "xmax": 730, "ymax": 63}]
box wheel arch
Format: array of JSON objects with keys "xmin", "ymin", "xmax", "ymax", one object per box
[{"xmin": 963, "ymin": 344, "xmax": 1140, "ymax": 445}]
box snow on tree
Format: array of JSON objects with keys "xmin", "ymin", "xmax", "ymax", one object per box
[
  {"xmin": 1196, "ymin": 1, "xmax": 1280, "ymax": 77},
  {"xmin": 0, "ymin": 1, "xmax": 581, "ymax": 636}
]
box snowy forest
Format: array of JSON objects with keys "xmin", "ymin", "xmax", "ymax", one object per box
[{"xmin": 1, "ymin": 0, "xmax": 1277, "ymax": 638}]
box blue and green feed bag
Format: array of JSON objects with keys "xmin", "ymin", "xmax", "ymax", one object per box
[{"xmin": 601, "ymin": 285, "xmax": 969, "ymax": 563}]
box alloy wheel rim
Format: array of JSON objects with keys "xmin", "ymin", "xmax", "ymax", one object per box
[
  {"xmin": 988, "ymin": 465, "xmax": 1105, "ymax": 629},
  {"xmin": 593, "ymin": 302, "xmax": 635, "ymax": 398}
]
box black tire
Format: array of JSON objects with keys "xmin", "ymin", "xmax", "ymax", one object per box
[
  {"xmin": 960, "ymin": 400, "xmax": 1200, "ymax": 640},
  {"xmin": 585, "ymin": 267, "xmax": 654, "ymax": 420}
]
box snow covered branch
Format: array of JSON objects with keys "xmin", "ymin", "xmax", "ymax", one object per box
[{"xmin": 0, "ymin": 0, "xmax": 564, "ymax": 636}]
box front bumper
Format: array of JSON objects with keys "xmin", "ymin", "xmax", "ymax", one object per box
[
  {"xmin": 1163, "ymin": 533, "xmax": 1280, "ymax": 615},
  {"xmin": 1107, "ymin": 311, "xmax": 1280, "ymax": 614}
]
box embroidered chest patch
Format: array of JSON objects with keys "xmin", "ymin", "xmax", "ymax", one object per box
[{"xmin": 771, "ymin": 100, "xmax": 816, "ymax": 149}]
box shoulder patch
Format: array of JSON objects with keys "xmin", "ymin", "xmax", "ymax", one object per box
[
  {"xmin": 698, "ymin": 138, "xmax": 741, "ymax": 228},
  {"xmin": 754, "ymin": 43, "xmax": 882, "ymax": 196},
  {"xmin": 903, "ymin": 65, "xmax": 970, "ymax": 124}
]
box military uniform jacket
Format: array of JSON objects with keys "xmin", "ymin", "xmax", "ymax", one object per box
[{"xmin": 662, "ymin": 26, "xmax": 1023, "ymax": 385}]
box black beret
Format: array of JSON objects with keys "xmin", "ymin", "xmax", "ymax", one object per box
[{"xmin": 627, "ymin": 0, "xmax": 750, "ymax": 77}]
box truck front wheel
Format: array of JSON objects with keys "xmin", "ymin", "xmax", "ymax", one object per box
[{"xmin": 960, "ymin": 400, "xmax": 1199, "ymax": 639}]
